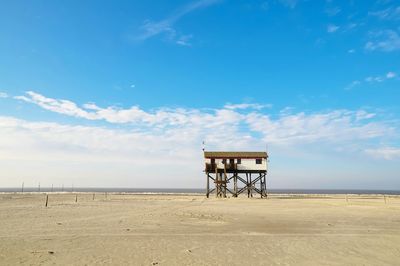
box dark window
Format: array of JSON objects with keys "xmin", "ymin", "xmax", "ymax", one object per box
[
  {"xmin": 229, "ymin": 159, "xmax": 234, "ymax": 164},
  {"xmin": 222, "ymin": 159, "xmax": 226, "ymax": 164},
  {"xmin": 237, "ymin": 158, "xmax": 241, "ymax": 164},
  {"xmin": 211, "ymin": 158, "xmax": 215, "ymax": 164},
  {"xmin": 255, "ymin": 158, "xmax": 262, "ymax": 164}
]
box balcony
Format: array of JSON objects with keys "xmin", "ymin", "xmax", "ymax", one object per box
[{"xmin": 205, "ymin": 162, "xmax": 237, "ymax": 172}]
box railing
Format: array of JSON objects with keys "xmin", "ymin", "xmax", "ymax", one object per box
[{"xmin": 205, "ymin": 163, "xmax": 237, "ymax": 172}]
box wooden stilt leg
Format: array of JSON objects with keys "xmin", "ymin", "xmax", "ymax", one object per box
[
  {"xmin": 250, "ymin": 173, "xmax": 253, "ymax": 198},
  {"xmin": 246, "ymin": 173, "xmax": 249, "ymax": 198},
  {"xmin": 234, "ymin": 173, "xmax": 238, "ymax": 197},
  {"xmin": 215, "ymin": 167, "xmax": 218, "ymax": 198},
  {"xmin": 206, "ymin": 173, "xmax": 209, "ymax": 198}
]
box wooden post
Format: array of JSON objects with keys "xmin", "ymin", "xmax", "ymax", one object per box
[
  {"xmin": 206, "ymin": 174, "xmax": 209, "ymax": 198},
  {"xmin": 223, "ymin": 164, "xmax": 227, "ymax": 198},
  {"xmin": 75, "ymin": 194, "xmax": 78, "ymax": 203},
  {"xmin": 45, "ymin": 194, "xmax": 49, "ymax": 207},
  {"xmin": 246, "ymin": 173, "xmax": 249, "ymax": 198},
  {"xmin": 249, "ymin": 174, "xmax": 253, "ymax": 198},
  {"xmin": 260, "ymin": 175, "xmax": 263, "ymax": 198},
  {"xmin": 21, "ymin": 182, "xmax": 24, "ymax": 193},
  {"xmin": 264, "ymin": 173, "xmax": 268, "ymax": 198},
  {"xmin": 234, "ymin": 174, "xmax": 238, "ymax": 197},
  {"xmin": 215, "ymin": 167, "xmax": 218, "ymax": 198},
  {"xmin": 93, "ymin": 193, "xmax": 95, "ymax": 200}
]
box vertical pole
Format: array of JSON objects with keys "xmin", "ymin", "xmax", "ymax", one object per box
[
  {"xmin": 234, "ymin": 174, "xmax": 238, "ymax": 197},
  {"xmin": 260, "ymin": 174, "xmax": 263, "ymax": 198},
  {"xmin": 246, "ymin": 173, "xmax": 249, "ymax": 198},
  {"xmin": 21, "ymin": 182, "xmax": 24, "ymax": 193},
  {"xmin": 206, "ymin": 173, "xmax": 210, "ymax": 198},
  {"xmin": 215, "ymin": 166, "xmax": 218, "ymax": 198},
  {"xmin": 250, "ymin": 173, "xmax": 253, "ymax": 198},
  {"xmin": 264, "ymin": 173, "xmax": 267, "ymax": 198},
  {"xmin": 93, "ymin": 193, "xmax": 95, "ymax": 200},
  {"xmin": 75, "ymin": 194, "xmax": 78, "ymax": 203},
  {"xmin": 45, "ymin": 194, "xmax": 49, "ymax": 207},
  {"xmin": 223, "ymin": 164, "xmax": 227, "ymax": 198}
]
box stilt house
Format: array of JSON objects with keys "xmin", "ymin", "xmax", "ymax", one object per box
[{"xmin": 204, "ymin": 151, "xmax": 268, "ymax": 198}]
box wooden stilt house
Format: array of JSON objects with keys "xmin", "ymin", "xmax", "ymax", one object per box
[{"xmin": 204, "ymin": 151, "xmax": 268, "ymax": 198}]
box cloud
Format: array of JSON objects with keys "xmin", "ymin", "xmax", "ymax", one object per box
[
  {"xmin": 0, "ymin": 92, "xmax": 8, "ymax": 98},
  {"xmin": 327, "ymin": 24, "xmax": 339, "ymax": 33},
  {"xmin": 4, "ymin": 91, "xmax": 400, "ymax": 187},
  {"xmin": 386, "ymin": 71, "xmax": 396, "ymax": 78},
  {"xmin": 176, "ymin": 34, "xmax": 193, "ymax": 46},
  {"xmin": 365, "ymin": 147, "xmax": 400, "ymax": 160},
  {"xmin": 13, "ymin": 91, "xmax": 392, "ymax": 147},
  {"xmin": 365, "ymin": 71, "xmax": 397, "ymax": 83},
  {"xmin": 344, "ymin": 80, "xmax": 360, "ymax": 90},
  {"xmin": 224, "ymin": 103, "xmax": 272, "ymax": 110},
  {"xmin": 369, "ymin": 6, "xmax": 400, "ymax": 20},
  {"xmin": 365, "ymin": 30, "xmax": 400, "ymax": 52},
  {"xmin": 346, "ymin": 71, "xmax": 397, "ymax": 90},
  {"xmin": 136, "ymin": 0, "xmax": 221, "ymax": 44},
  {"xmin": 325, "ymin": 6, "xmax": 341, "ymax": 16}
]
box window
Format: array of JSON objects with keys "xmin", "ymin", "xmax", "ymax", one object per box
[
  {"xmin": 255, "ymin": 158, "xmax": 262, "ymax": 164},
  {"xmin": 211, "ymin": 158, "xmax": 215, "ymax": 165},
  {"xmin": 222, "ymin": 159, "xmax": 226, "ymax": 164},
  {"xmin": 237, "ymin": 158, "xmax": 241, "ymax": 164},
  {"xmin": 229, "ymin": 159, "xmax": 234, "ymax": 164}
]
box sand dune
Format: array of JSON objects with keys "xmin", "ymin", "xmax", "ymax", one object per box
[{"xmin": 0, "ymin": 193, "xmax": 399, "ymax": 265}]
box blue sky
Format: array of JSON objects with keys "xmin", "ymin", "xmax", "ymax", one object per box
[{"xmin": 0, "ymin": 0, "xmax": 399, "ymax": 189}]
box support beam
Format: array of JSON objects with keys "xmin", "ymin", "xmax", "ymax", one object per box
[{"xmin": 206, "ymin": 173, "xmax": 210, "ymax": 198}]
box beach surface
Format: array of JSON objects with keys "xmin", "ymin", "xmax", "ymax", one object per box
[{"xmin": 0, "ymin": 193, "xmax": 399, "ymax": 265}]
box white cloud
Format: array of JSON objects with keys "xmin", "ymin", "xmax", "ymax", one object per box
[
  {"xmin": 365, "ymin": 147, "xmax": 400, "ymax": 160},
  {"xmin": 369, "ymin": 6, "xmax": 400, "ymax": 20},
  {"xmin": 0, "ymin": 92, "xmax": 8, "ymax": 98},
  {"xmin": 346, "ymin": 71, "xmax": 397, "ymax": 90},
  {"xmin": 176, "ymin": 34, "xmax": 193, "ymax": 46},
  {"xmin": 327, "ymin": 24, "xmax": 339, "ymax": 33},
  {"xmin": 365, "ymin": 30, "xmax": 400, "ymax": 52},
  {"xmin": 3, "ymin": 92, "xmax": 400, "ymax": 187},
  {"xmin": 386, "ymin": 71, "xmax": 396, "ymax": 79},
  {"xmin": 136, "ymin": 0, "xmax": 221, "ymax": 44},
  {"xmin": 325, "ymin": 6, "xmax": 341, "ymax": 16},
  {"xmin": 224, "ymin": 103, "xmax": 272, "ymax": 110},
  {"xmin": 13, "ymin": 91, "xmax": 391, "ymax": 147},
  {"xmin": 344, "ymin": 80, "xmax": 360, "ymax": 90}
]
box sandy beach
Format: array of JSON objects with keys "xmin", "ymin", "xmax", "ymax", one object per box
[{"xmin": 0, "ymin": 193, "xmax": 399, "ymax": 265}]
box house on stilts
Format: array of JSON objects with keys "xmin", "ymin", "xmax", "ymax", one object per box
[{"xmin": 204, "ymin": 151, "xmax": 268, "ymax": 198}]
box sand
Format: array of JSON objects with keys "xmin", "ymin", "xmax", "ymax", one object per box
[{"xmin": 0, "ymin": 193, "xmax": 399, "ymax": 265}]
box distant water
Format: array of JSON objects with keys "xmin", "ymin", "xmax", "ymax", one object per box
[{"xmin": 1, "ymin": 187, "xmax": 400, "ymax": 195}]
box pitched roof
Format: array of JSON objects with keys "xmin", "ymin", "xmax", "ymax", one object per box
[{"xmin": 204, "ymin": 151, "xmax": 268, "ymax": 158}]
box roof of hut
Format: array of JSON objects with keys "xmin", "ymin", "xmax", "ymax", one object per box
[{"xmin": 204, "ymin": 151, "xmax": 267, "ymax": 158}]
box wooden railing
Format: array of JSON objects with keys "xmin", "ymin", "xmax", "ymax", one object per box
[{"xmin": 205, "ymin": 163, "xmax": 237, "ymax": 172}]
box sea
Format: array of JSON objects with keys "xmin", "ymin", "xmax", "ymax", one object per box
[{"xmin": 0, "ymin": 187, "xmax": 400, "ymax": 195}]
